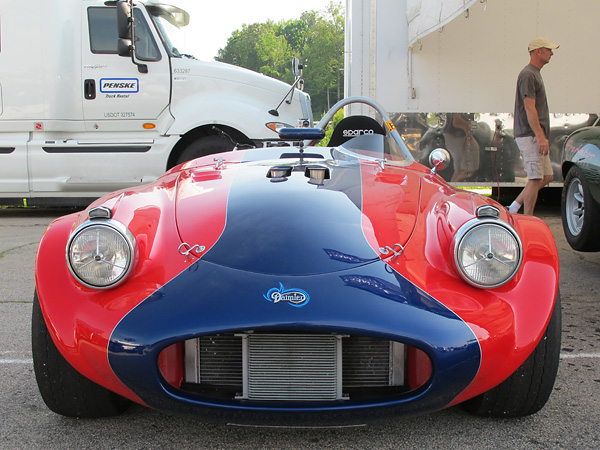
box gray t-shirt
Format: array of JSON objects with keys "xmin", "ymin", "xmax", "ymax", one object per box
[{"xmin": 513, "ymin": 64, "xmax": 550, "ymax": 139}]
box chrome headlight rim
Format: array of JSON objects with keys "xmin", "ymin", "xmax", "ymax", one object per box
[
  {"xmin": 66, "ymin": 220, "xmax": 136, "ymax": 289},
  {"xmin": 452, "ymin": 218, "xmax": 523, "ymax": 289}
]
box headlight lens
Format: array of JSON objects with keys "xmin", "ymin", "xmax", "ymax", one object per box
[
  {"xmin": 453, "ymin": 220, "xmax": 522, "ymax": 288},
  {"xmin": 67, "ymin": 222, "xmax": 135, "ymax": 288}
]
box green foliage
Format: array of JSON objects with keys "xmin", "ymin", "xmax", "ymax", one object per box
[
  {"xmin": 317, "ymin": 108, "xmax": 344, "ymax": 147},
  {"xmin": 217, "ymin": 22, "xmax": 294, "ymax": 81},
  {"xmin": 215, "ymin": 1, "xmax": 344, "ymax": 119}
]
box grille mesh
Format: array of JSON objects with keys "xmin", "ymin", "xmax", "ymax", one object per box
[
  {"xmin": 196, "ymin": 335, "xmax": 243, "ymax": 386},
  {"xmin": 246, "ymin": 334, "xmax": 341, "ymax": 400},
  {"xmin": 343, "ymin": 336, "xmax": 391, "ymax": 387},
  {"xmin": 183, "ymin": 333, "xmax": 404, "ymax": 401}
]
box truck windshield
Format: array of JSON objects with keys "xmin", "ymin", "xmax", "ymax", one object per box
[{"xmin": 146, "ymin": 4, "xmax": 191, "ymax": 58}]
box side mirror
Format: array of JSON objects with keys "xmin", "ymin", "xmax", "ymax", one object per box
[
  {"xmin": 292, "ymin": 57, "xmax": 303, "ymax": 78},
  {"xmin": 269, "ymin": 59, "xmax": 305, "ymax": 116},
  {"xmin": 116, "ymin": 1, "xmax": 132, "ymax": 40},
  {"xmin": 115, "ymin": 0, "xmax": 148, "ymax": 73},
  {"xmin": 428, "ymin": 148, "xmax": 451, "ymax": 175},
  {"xmin": 117, "ymin": 38, "xmax": 132, "ymax": 57}
]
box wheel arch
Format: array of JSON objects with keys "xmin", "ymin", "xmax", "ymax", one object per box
[
  {"xmin": 561, "ymin": 160, "xmax": 575, "ymax": 180},
  {"xmin": 166, "ymin": 125, "xmax": 253, "ymax": 169}
]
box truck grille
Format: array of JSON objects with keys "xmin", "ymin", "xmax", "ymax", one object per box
[{"xmin": 182, "ymin": 333, "xmax": 405, "ymax": 401}]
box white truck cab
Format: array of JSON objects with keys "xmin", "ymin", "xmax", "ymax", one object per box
[{"xmin": 0, "ymin": 0, "xmax": 312, "ymax": 205}]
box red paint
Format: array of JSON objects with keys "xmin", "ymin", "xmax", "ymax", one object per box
[
  {"xmin": 35, "ymin": 151, "xmax": 559, "ymax": 408},
  {"xmin": 358, "ymin": 161, "xmax": 559, "ymax": 404},
  {"xmin": 36, "ymin": 153, "xmax": 244, "ymax": 402}
]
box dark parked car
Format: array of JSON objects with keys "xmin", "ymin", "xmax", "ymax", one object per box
[{"xmin": 561, "ymin": 125, "xmax": 600, "ymax": 251}]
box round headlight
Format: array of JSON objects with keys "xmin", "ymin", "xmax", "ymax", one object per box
[
  {"xmin": 67, "ymin": 221, "xmax": 135, "ymax": 288},
  {"xmin": 453, "ymin": 219, "xmax": 522, "ymax": 288}
]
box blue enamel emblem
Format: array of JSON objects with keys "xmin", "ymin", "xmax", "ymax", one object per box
[{"xmin": 264, "ymin": 283, "xmax": 310, "ymax": 307}]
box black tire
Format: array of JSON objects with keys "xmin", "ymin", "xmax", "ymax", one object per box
[
  {"xmin": 32, "ymin": 291, "xmax": 131, "ymax": 418},
  {"xmin": 174, "ymin": 135, "xmax": 235, "ymax": 166},
  {"xmin": 561, "ymin": 165, "xmax": 600, "ymax": 251},
  {"xmin": 462, "ymin": 292, "xmax": 561, "ymax": 417}
]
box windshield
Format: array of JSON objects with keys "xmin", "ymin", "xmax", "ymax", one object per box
[
  {"xmin": 317, "ymin": 98, "xmax": 416, "ymax": 165},
  {"xmin": 146, "ymin": 4, "xmax": 192, "ymax": 58},
  {"xmin": 330, "ymin": 132, "xmax": 412, "ymax": 166}
]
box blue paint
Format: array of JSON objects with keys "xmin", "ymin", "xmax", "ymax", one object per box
[
  {"xmin": 107, "ymin": 158, "xmax": 480, "ymax": 419},
  {"xmin": 201, "ymin": 162, "xmax": 376, "ymax": 275},
  {"xmin": 108, "ymin": 259, "xmax": 480, "ymax": 418}
]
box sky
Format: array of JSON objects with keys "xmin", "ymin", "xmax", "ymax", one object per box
[{"xmin": 173, "ymin": 0, "xmax": 334, "ymax": 61}]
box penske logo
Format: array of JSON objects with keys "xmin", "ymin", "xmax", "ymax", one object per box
[{"xmin": 100, "ymin": 78, "xmax": 139, "ymax": 93}]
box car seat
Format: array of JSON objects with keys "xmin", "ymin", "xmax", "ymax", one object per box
[{"xmin": 327, "ymin": 115, "xmax": 386, "ymax": 147}]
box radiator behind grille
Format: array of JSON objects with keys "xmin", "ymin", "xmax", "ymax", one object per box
[
  {"xmin": 183, "ymin": 333, "xmax": 404, "ymax": 401},
  {"xmin": 244, "ymin": 334, "xmax": 343, "ymax": 400},
  {"xmin": 184, "ymin": 335, "xmax": 242, "ymax": 387}
]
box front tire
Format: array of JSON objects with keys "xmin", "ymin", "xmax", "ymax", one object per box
[
  {"xmin": 562, "ymin": 165, "xmax": 600, "ymax": 251},
  {"xmin": 462, "ymin": 292, "xmax": 561, "ymax": 417},
  {"xmin": 32, "ymin": 291, "xmax": 131, "ymax": 418},
  {"xmin": 174, "ymin": 135, "xmax": 235, "ymax": 166}
]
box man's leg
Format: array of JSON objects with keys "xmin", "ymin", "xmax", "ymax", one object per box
[
  {"xmin": 517, "ymin": 173, "xmax": 553, "ymax": 215},
  {"xmin": 511, "ymin": 136, "xmax": 551, "ymax": 215},
  {"xmin": 521, "ymin": 178, "xmax": 546, "ymax": 215}
]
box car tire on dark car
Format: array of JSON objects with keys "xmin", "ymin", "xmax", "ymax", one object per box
[
  {"xmin": 32, "ymin": 292, "xmax": 131, "ymax": 418},
  {"xmin": 462, "ymin": 292, "xmax": 561, "ymax": 417},
  {"xmin": 561, "ymin": 165, "xmax": 600, "ymax": 251}
]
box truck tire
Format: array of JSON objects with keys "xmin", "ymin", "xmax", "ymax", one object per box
[
  {"xmin": 462, "ymin": 292, "xmax": 561, "ymax": 417},
  {"xmin": 562, "ymin": 165, "xmax": 600, "ymax": 251},
  {"xmin": 175, "ymin": 135, "xmax": 235, "ymax": 166},
  {"xmin": 32, "ymin": 291, "xmax": 131, "ymax": 418}
]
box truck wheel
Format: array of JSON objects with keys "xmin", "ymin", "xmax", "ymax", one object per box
[
  {"xmin": 562, "ymin": 165, "xmax": 600, "ymax": 251},
  {"xmin": 462, "ymin": 292, "xmax": 561, "ymax": 417},
  {"xmin": 32, "ymin": 292, "xmax": 130, "ymax": 418},
  {"xmin": 175, "ymin": 135, "xmax": 235, "ymax": 165}
]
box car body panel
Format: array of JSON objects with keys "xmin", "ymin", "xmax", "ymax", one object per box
[
  {"xmin": 107, "ymin": 256, "xmax": 481, "ymax": 417},
  {"xmin": 563, "ymin": 127, "xmax": 600, "ymax": 204},
  {"xmin": 35, "ymin": 99, "xmax": 560, "ymax": 420}
]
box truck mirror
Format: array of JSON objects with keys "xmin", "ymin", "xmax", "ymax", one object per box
[
  {"xmin": 115, "ymin": 1, "xmax": 148, "ymax": 73},
  {"xmin": 117, "ymin": 38, "xmax": 132, "ymax": 57},
  {"xmin": 292, "ymin": 58, "xmax": 303, "ymax": 78},
  {"xmin": 116, "ymin": 1, "xmax": 132, "ymax": 40}
]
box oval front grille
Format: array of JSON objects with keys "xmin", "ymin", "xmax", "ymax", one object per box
[{"xmin": 181, "ymin": 333, "xmax": 408, "ymax": 402}]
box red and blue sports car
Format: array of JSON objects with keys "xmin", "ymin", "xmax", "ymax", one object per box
[{"xmin": 33, "ymin": 97, "xmax": 560, "ymax": 422}]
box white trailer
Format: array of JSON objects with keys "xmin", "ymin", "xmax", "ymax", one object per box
[
  {"xmin": 0, "ymin": 0, "xmax": 312, "ymax": 205},
  {"xmin": 345, "ymin": 0, "xmax": 600, "ymax": 186}
]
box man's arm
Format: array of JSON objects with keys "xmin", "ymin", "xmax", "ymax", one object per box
[{"xmin": 523, "ymin": 97, "xmax": 549, "ymax": 155}]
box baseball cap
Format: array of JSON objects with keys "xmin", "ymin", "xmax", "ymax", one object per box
[{"xmin": 528, "ymin": 37, "xmax": 559, "ymax": 52}]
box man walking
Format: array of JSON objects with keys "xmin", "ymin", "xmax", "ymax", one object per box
[{"xmin": 508, "ymin": 37, "xmax": 559, "ymax": 215}]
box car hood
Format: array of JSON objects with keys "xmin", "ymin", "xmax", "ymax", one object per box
[{"xmin": 174, "ymin": 159, "xmax": 421, "ymax": 276}]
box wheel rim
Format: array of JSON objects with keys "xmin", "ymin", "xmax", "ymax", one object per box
[{"xmin": 565, "ymin": 177, "xmax": 584, "ymax": 236}]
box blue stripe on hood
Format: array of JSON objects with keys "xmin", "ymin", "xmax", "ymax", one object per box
[{"xmin": 201, "ymin": 161, "xmax": 380, "ymax": 275}]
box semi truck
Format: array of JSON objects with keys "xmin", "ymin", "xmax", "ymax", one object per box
[
  {"xmin": 345, "ymin": 0, "xmax": 600, "ymax": 188},
  {"xmin": 0, "ymin": 0, "xmax": 312, "ymax": 205}
]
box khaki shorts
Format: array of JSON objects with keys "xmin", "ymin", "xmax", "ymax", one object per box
[{"xmin": 515, "ymin": 136, "xmax": 553, "ymax": 180}]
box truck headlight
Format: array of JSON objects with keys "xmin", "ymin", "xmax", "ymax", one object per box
[
  {"xmin": 67, "ymin": 221, "xmax": 135, "ymax": 289},
  {"xmin": 452, "ymin": 219, "xmax": 522, "ymax": 288}
]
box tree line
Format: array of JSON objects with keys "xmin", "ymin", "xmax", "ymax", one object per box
[{"xmin": 215, "ymin": 1, "xmax": 344, "ymax": 118}]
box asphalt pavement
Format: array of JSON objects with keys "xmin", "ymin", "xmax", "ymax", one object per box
[{"xmin": 0, "ymin": 205, "xmax": 598, "ymax": 449}]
